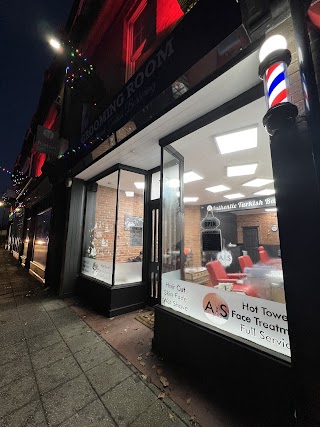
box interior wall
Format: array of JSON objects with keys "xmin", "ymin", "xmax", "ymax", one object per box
[
  {"xmin": 184, "ymin": 205, "xmax": 201, "ymax": 266},
  {"xmin": 237, "ymin": 212, "xmax": 280, "ymax": 245},
  {"xmin": 116, "ymin": 190, "xmax": 144, "ymax": 263},
  {"xmin": 94, "ymin": 185, "xmax": 144, "ymax": 262}
]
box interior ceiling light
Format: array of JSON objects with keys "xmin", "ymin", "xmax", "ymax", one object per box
[
  {"xmin": 215, "ymin": 127, "xmax": 258, "ymax": 155},
  {"xmin": 184, "ymin": 171, "xmax": 203, "ymax": 183},
  {"xmin": 125, "ymin": 191, "xmax": 134, "ymax": 197},
  {"xmin": 254, "ymin": 189, "xmax": 275, "ymax": 196},
  {"xmin": 205, "ymin": 185, "xmax": 230, "ymax": 193},
  {"xmin": 265, "ymin": 208, "xmax": 277, "ymax": 212},
  {"xmin": 227, "ymin": 163, "xmax": 258, "ymax": 177},
  {"xmin": 184, "ymin": 197, "xmax": 199, "ymax": 203},
  {"xmin": 224, "ymin": 193, "xmax": 245, "ymax": 199},
  {"xmin": 134, "ymin": 182, "xmax": 145, "ymax": 189},
  {"xmin": 242, "ymin": 178, "xmax": 274, "ymax": 187}
]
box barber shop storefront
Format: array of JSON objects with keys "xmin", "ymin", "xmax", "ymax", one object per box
[{"xmin": 52, "ymin": 0, "xmax": 320, "ymax": 423}]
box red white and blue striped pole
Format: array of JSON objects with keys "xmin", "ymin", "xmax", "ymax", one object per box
[
  {"xmin": 259, "ymin": 35, "xmax": 298, "ymax": 135},
  {"xmin": 265, "ymin": 61, "xmax": 290, "ymax": 108}
]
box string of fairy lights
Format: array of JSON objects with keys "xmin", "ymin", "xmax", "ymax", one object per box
[
  {"xmin": 58, "ymin": 44, "xmax": 98, "ymax": 160},
  {"xmin": 65, "ymin": 46, "xmax": 94, "ymax": 90}
]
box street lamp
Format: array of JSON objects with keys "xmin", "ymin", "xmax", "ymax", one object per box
[
  {"xmin": 259, "ymin": 35, "xmax": 298, "ymax": 135},
  {"xmin": 49, "ymin": 37, "xmax": 63, "ymax": 52}
]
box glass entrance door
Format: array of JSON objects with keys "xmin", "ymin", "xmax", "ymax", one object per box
[
  {"xmin": 161, "ymin": 146, "xmax": 184, "ymax": 279},
  {"xmin": 147, "ymin": 199, "xmax": 160, "ymax": 305}
]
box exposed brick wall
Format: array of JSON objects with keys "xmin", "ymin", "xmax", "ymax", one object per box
[
  {"xmin": 93, "ymin": 185, "xmax": 144, "ymax": 262},
  {"xmin": 269, "ymin": 17, "xmax": 305, "ymax": 116},
  {"xmin": 116, "ymin": 189, "xmax": 144, "ymax": 263},
  {"xmin": 237, "ymin": 213, "xmax": 279, "ymax": 245},
  {"xmin": 184, "ymin": 205, "xmax": 201, "ymax": 266}
]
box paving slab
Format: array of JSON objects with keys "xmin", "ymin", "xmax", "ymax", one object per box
[
  {"xmin": 23, "ymin": 318, "xmax": 56, "ymax": 339},
  {"xmin": 42, "ymin": 299, "xmax": 69, "ymax": 311},
  {"xmin": 73, "ymin": 339, "xmax": 115, "ymax": 372},
  {"xmin": 101, "ymin": 375, "xmax": 157, "ymax": 426},
  {"xmin": 0, "ymin": 399, "xmax": 46, "ymax": 427},
  {"xmin": 35, "ymin": 354, "xmax": 82, "ymax": 394},
  {"xmin": 30, "ymin": 340, "xmax": 71, "ymax": 370},
  {"xmin": 0, "ymin": 355, "xmax": 33, "ymax": 388},
  {"xmin": 0, "ymin": 340, "xmax": 28, "ymax": 366},
  {"xmin": 41, "ymin": 374, "xmax": 96, "ymax": 426},
  {"xmin": 59, "ymin": 399, "xmax": 116, "ymax": 427},
  {"xmin": 130, "ymin": 401, "xmax": 189, "ymax": 427},
  {"xmin": 0, "ymin": 326, "xmax": 25, "ymax": 346},
  {"xmin": 86, "ymin": 357, "xmax": 133, "ymax": 396},
  {"xmin": 58, "ymin": 322, "xmax": 90, "ymax": 339},
  {"xmin": 0, "ymin": 375, "xmax": 38, "ymax": 418},
  {"xmin": 27, "ymin": 329, "xmax": 62, "ymax": 353},
  {"xmin": 64, "ymin": 328, "xmax": 101, "ymax": 353}
]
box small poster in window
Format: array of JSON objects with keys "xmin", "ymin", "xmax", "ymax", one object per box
[
  {"xmin": 124, "ymin": 215, "xmax": 144, "ymax": 230},
  {"xmin": 130, "ymin": 227, "xmax": 143, "ymax": 246}
]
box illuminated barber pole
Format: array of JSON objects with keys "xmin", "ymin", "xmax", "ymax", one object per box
[
  {"xmin": 265, "ymin": 61, "xmax": 290, "ymax": 108},
  {"xmin": 258, "ymin": 35, "xmax": 297, "ymax": 135},
  {"xmin": 259, "ymin": 35, "xmax": 291, "ymax": 109}
]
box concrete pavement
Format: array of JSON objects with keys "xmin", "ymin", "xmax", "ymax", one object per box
[{"xmin": 0, "ymin": 247, "xmax": 194, "ymax": 427}]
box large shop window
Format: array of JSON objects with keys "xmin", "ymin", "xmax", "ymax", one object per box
[
  {"xmin": 22, "ymin": 218, "xmax": 31, "ymax": 260},
  {"xmin": 11, "ymin": 209, "xmax": 25, "ymax": 254},
  {"xmin": 161, "ymin": 97, "xmax": 290, "ymax": 358},
  {"xmin": 33, "ymin": 209, "xmax": 51, "ymax": 269},
  {"xmin": 81, "ymin": 169, "xmax": 145, "ymax": 286}
]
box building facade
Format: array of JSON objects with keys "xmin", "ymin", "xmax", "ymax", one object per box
[{"xmin": 11, "ymin": 0, "xmax": 320, "ymax": 424}]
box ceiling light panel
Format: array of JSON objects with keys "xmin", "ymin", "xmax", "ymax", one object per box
[
  {"xmin": 224, "ymin": 193, "xmax": 245, "ymax": 199},
  {"xmin": 215, "ymin": 127, "xmax": 258, "ymax": 155},
  {"xmin": 254, "ymin": 189, "xmax": 275, "ymax": 196},
  {"xmin": 205, "ymin": 185, "xmax": 230, "ymax": 193},
  {"xmin": 184, "ymin": 171, "xmax": 203, "ymax": 183},
  {"xmin": 227, "ymin": 163, "xmax": 258, "ymax": 177},
  {"xmin": 242, "ymin": 178, "xmax": 274, "ymax": 187},
  {"xmin": 184, "ymin": 197, "xmax": 199, "ymax": 203},
  {"xmin": 125, "ymin": 191, "xmax": 134, "ymax": 197}
]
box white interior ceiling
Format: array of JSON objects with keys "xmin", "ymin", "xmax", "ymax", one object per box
[{"xmin": 171, "ymin": 97, "xmax": 274, "ymax": 205}]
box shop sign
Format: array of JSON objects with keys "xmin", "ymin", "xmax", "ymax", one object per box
[
  {"xmin": 162, "ymin": 271, "xmax": 290, "ymax": 357},
  {"xmin": 35, "ymin": 126, "xmax": 60, "ymax": 157},
  {"xmin": 81, "ymin": 0, "xmax": 241, "ymax": 145},
  {"xmin": 204, "ymin": 196, "xmax": 276, "ymax": 213}
]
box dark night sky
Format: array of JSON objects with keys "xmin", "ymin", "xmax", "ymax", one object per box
[{"xmin": 0, "ymin": 0, "xmax": 74, "ymax": 194}]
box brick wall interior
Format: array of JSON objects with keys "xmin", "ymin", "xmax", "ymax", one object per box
[
  {"xmin": 237, "ymin": 212, "xmax": 279, "ymax": 245},
  {"xmin": 93, "ymin": 185, "xmax": 144, "ymax": 262},
  {"xmin": 184, "ymin": 208, "xmax": 280, "ymax": 267},
  {"xmin": 184, "ymin": 205, "xmax": 202, "ymax": 266}
]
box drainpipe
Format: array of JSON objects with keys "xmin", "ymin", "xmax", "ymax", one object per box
[{"xmin": 289, "ymin": 0, "xmax": 320, "ymax": 192}]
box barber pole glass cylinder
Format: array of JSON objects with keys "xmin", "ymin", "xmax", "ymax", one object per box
[
  {"xmin": 264, "ymin": 61, "xmax": 290, "ymax": 108},
  {"xmin": 258, "ymin": 35, "xmax": 297, "ymax": 135}
]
